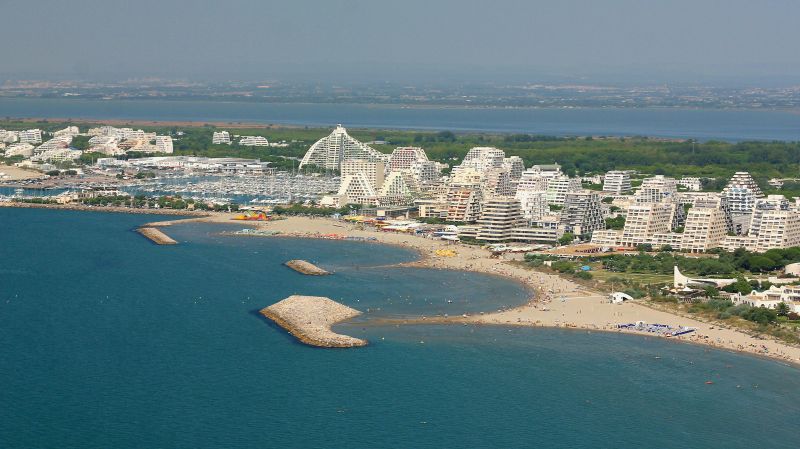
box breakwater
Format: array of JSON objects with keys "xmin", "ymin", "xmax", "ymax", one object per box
[
  {"xmin": 260, "ymin": 295, "xmax": 367, "ymax": 348},
  {"xmin": 0, "ymin": 201, "xmax": 209, "ymax": 217},
  {"xmin": 284, "ymin": 259, "xmax": 330, "ymax": 275},
  {"xmin": 137, "ymin": 227, "xmax": 178, "ymax": 245}
]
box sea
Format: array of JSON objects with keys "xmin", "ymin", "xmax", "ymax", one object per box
[
  {"xmin": 1, "ymin": 97, "xmax": 799, "ymax": 141},
  {"xmin": 1, "ymin": 207, "xmax": 799, "ymax": 449}
]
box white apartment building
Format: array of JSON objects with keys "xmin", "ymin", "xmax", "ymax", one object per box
[
  {"xmin": 387, "ymin": 147, "xmax": 428, "ymax": 172},
  {"xmin": 483, "ymin": 168, "xmax": 514, "ymax": 197},
  {"xmin": 515, "ymin": 190, "xmax": 548, "ymax": 222},
  {"xmin": 518, "ymin": 164, "xmax": 563, "ymax": 191},
  {"xmin": 0, "ymin": 130, "xmax": 19, "ymax": 143},
  {"xmin": 212, "ymin": 131, "xmax": 232, "ymax": 145},
  {"xmin": 603, "ymin": 170, "xmax": 632, "ymax": 195},
  {"xmin": 619, "ymin": 203, "xmax": 674, "ymax": 247},
  {"xmin": 503, "ymin": 156, "xmax": 525, "ymax": 181},
  {"xmin": 681, "ymin": 206, "xmax": 729, "ymax": 252},
  {"xmin": 35, "ymin": 137, "xmax": 72, "ymax": 153},
  {"xmin": 3, "ymin": 143, "xmax": 35, "ymax": 157},
  {"xmin": 722, "ymin": 172, "xmax": 764, "ymax": 214},
  {"xmin": 154, "ymin": 136, "xmax": 174, "ymax": 153},
  {"xmin": 378, "ymin": 171, "xmax": 420, "ymax": 206},
  {"xmin": 340, "ymin": 159, "xmax": 385, "ymax": 191},
  {"xmin": 560, "ymin": 190, "xmax": 604, "ymax": 236},
  {"xmin": 299, "ymin": 125, "xmax": 386, "ymax": 170},
  {"xmin": 446, "ymin": 185, "xmax": 483, "ymax": 222},
  {"xmin": 678, "ymin": 177, "xmax": 702, "ymax": 191},
  {"xmin": 634, "ymin": 175, "xmax": 677, "ymax": 203},
  {"xmin": 332, "ymin": 173, "xmax": 378, "ymax": 206},
  {"xmin": 457, "ymin": 147, "xmax": 506, "ymax": 172},
  {"xmin": 32, "ymin": 148, "xmax": 82, "ymax": 163},
  {"xmin": 239, "ymin": 136, "xmax": 269, "ymax": 147},
  {"xmin": 752, "ymin": 210, "xmax": 800, "ymax": 252},
  {"xmin": 19, "ymin": 129, "xmax": 42, "ymax": 145},
  {"xmin": 476, "ymin": 196, "xmax": 524, "ymax": 242},
  {"xmin": 53, "ymin": 126, "xmax": 80, "ymax": 139},
  {"xmin": 546, "ymin": 176, "xmax": 582, "ymax": 206}
]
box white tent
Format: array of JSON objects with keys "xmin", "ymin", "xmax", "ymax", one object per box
[{"xmin": 609, "ymin": 292, "xmax": 634, "ymax": 304}]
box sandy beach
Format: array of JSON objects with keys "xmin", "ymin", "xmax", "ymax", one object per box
[{"xmin": 153, "ymin": 213, "xmax": 800, "ymax": 366}]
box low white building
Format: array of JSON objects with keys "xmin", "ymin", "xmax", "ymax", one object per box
[
  {"xmin": 212, "ymin": 131, "xmax": 232, "ymax": 145},
  {"xmin": 19, "ymin": 129, "xmax": 42, "ymax": 145},
  {"xmin": 239, "ymin": 136, "xmax": 269, "ymax": 146},
  {"xmin": 154, "ymin": 136, "xmax": 174, "ymax": 153}
]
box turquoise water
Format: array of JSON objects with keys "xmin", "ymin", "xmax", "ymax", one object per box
[
  {"xmin": 2, "ymin": 97, "xmax": 800, "ymax": 141},
  {"xmin": 1, "ymin": 208, "xmax": 799, "ymax": 448}
]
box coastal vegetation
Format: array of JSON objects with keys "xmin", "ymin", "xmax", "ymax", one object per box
[{"xmin": 4, "ymin": 120, "xmax": 800, "ymax": 182}]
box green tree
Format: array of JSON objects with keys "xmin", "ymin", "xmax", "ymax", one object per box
[
  {"xmin": 558, "ymin": 232, "xmax": 575, "ymax": 246},
  {"xmin": 776, "ymin": 302, "xmax": 790, "ymax": 317}
]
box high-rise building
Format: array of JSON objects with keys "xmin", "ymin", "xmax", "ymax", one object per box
[
  {"xmin": 517, "ymin": 164, "xmax": 563, "ymax": 191},
  {"xmin": 722, "ymin": 172, "xmax": 764, "ymax": 214},
  {"xmin": 560, "ymin": 190, "xmax": 604, "ymax": 236},
  {"xmin": 457, "ymin": 147, "xmax": 506, "ymax": 172},
  {"xmin": 476, "ymin": 197, "xmax": 524, "ymax": 242},
  {"xmin": 378, "ymin": 171, "xmax": 419, "ymax": 206},
  {"xmin": 603, "ymin": 170, "xmax": 632, "ymax": 195},
  {"xmin": 503, "ymin": 156, "xmax": 525, "ymax": 181},
  {"xmin": 340, "ymin": 159, "xmax": 385, "ymax": 191},
  {"xmin": 546, "ymin": 176, "xmax": 582, "ymax": 206},
  {"xmin": 446, "ymin": 185, "xmax": 483, "ymax": 222},
  {"xmin": 634, "ymin": 175, "xmax": 677, "ymax": 203},
  {"xmin": 681, "ymin": 206, "xmax": 729, "ymax": 252},
  {"xmin": 299, "ymin": 125, "xmax": 386, "ymax": 170},
  {"xmin": 387, "ymin": 147, "xmax": 428, "ymax": 172},
  {"xmin": 515, "ymin": 190, "xmax": 548, "ymax": 222},
  {"xmin": 620, "ymin": 203, "xmax": 674, "ymax": 247}
]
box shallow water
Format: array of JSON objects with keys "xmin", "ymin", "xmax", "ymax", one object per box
[{"xmin": 1, "ymin": 208, "xmax": 798, "ymax": 449}]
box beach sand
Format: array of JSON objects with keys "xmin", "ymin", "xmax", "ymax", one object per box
[{"xmin": 0, "ymin": 164, "xmax": 44, "ymax": 181}]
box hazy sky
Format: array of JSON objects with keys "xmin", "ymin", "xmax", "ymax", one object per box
[{"xmin": 2, "ymin": 0, "xmax": 799, "ymax": 84}]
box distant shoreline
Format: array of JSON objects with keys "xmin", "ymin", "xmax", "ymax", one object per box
[{"xmin": 3, "ymin": 99, "xmax": 800, "ymax": 141}]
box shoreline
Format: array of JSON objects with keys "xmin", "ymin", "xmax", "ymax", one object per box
[
  {"xmin": 4, "ymin": 203, "xmax": 799, "ymax": 367},
  {"xmin": 205, "ymin": 214, "xmax": 800, "ymax": 367}
]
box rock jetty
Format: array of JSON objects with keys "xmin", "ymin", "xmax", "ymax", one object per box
[
  {"xmin": 137, "ymin": 227, "xmax": 177, "ymax": 245},
  {"xmin": 260, "ymin": 295, "xmax": 367, "ymax": 348},
  {"xmin": 284, "ymin": 259, "xmax": 330, "ymax": 275}
]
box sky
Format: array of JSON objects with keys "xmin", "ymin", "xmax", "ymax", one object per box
[{"xmin": 1, "ymin": 0, "xmax": 799, "ymax": 85}]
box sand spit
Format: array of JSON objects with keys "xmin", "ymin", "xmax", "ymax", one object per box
[
  {"xmin": 284, "ymin": 259, "xmax": 330, "ymax": 275},
  {"xmin": 137, "ymin": 227, "xmax": 177, "ymax": 245},
  {"xmin": 260, "ymin": 295, "xmax": 367, "ymax": 348}
]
